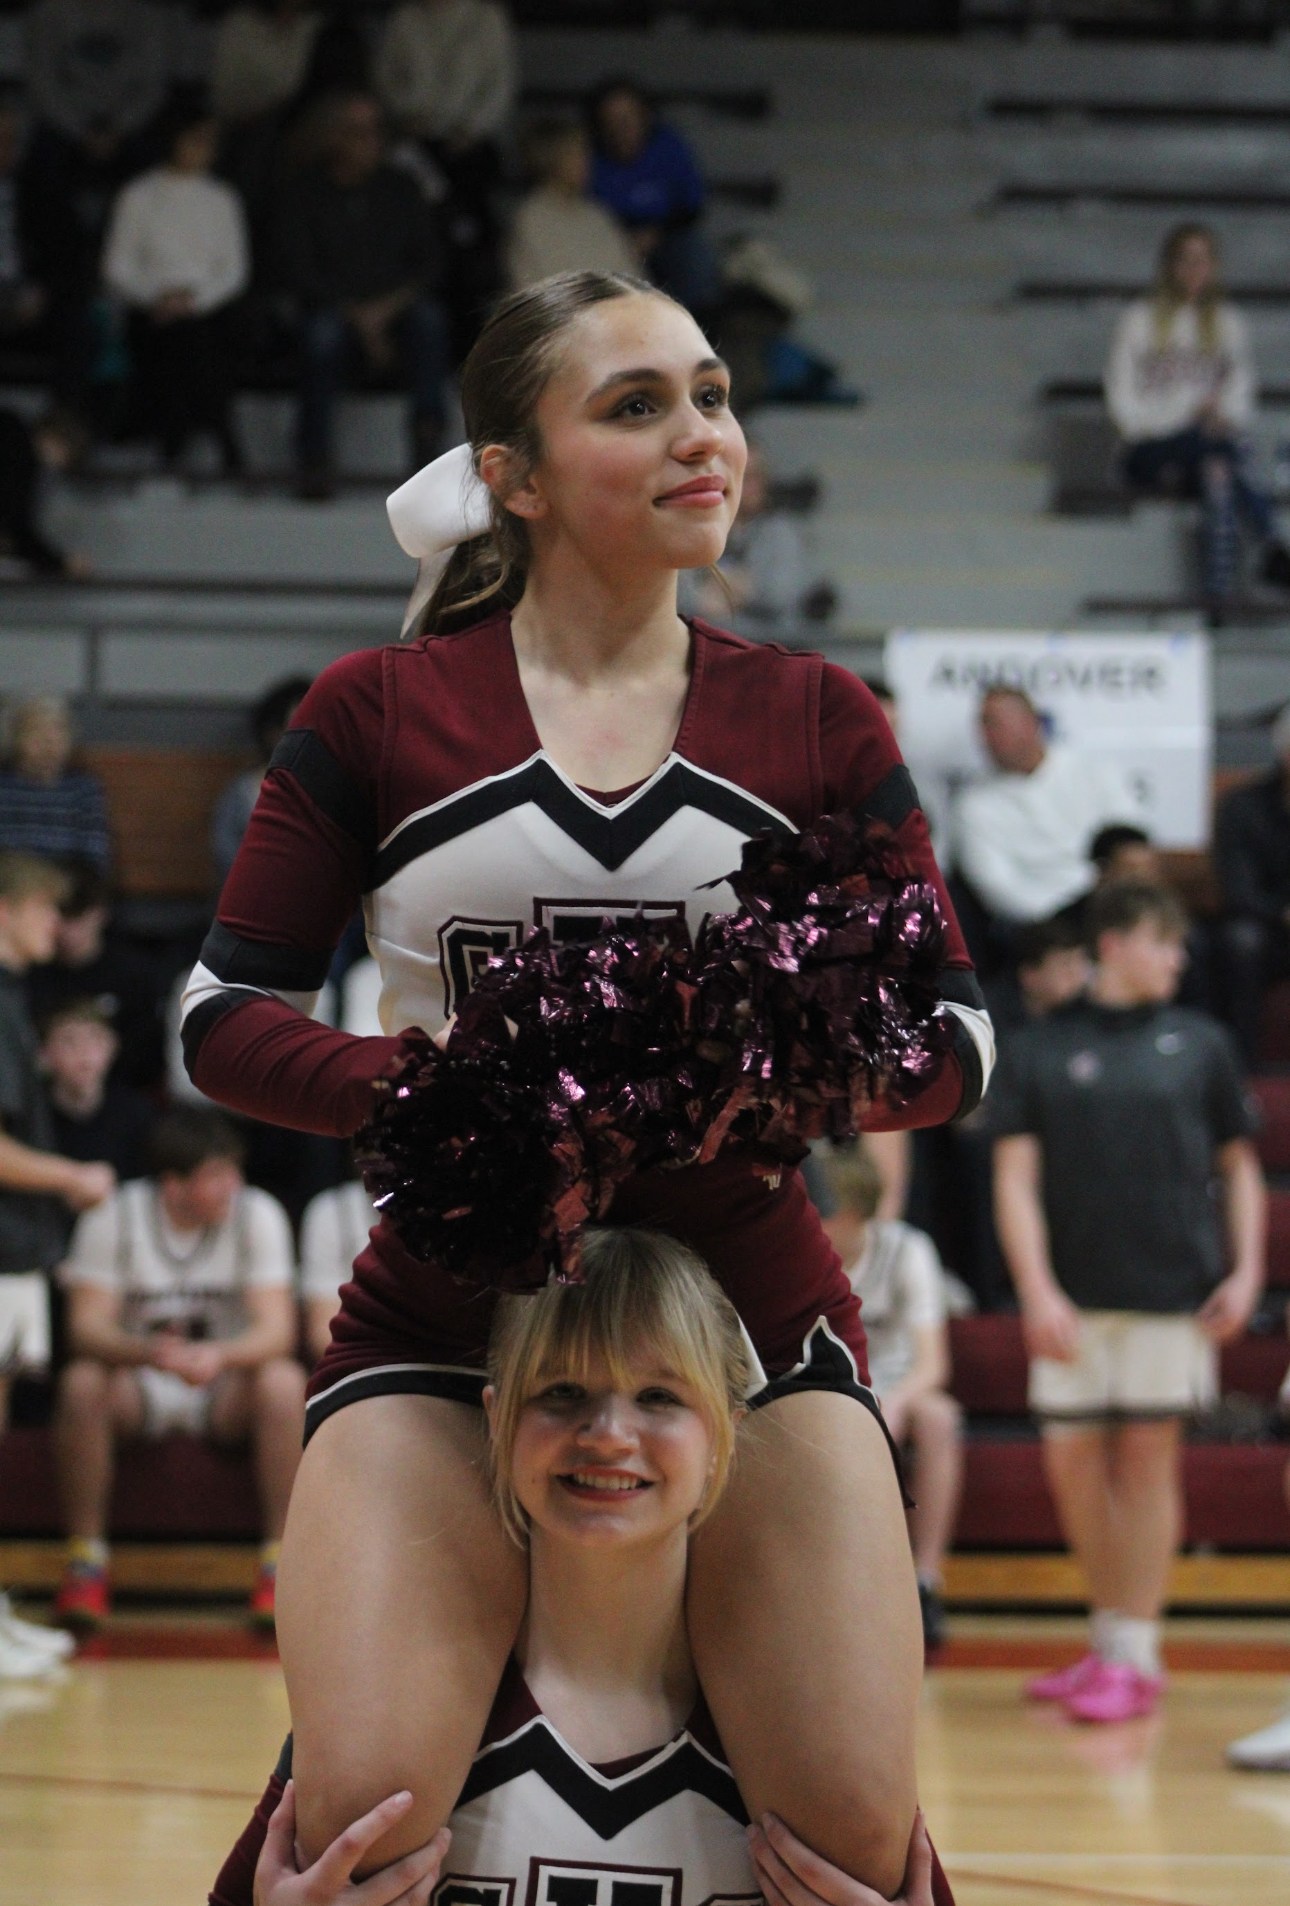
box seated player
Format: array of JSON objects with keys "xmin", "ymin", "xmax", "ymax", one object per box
[
  {"xmin": 212, "ymin": 1228, "xmax": 947, "ymax": 1906},
  {"xmin": 822, "ymin": 1146, "xmax": 962, "ymax": 1653},
  {"xmin": 298, "ymin": 1163, "xmax": 377, "ymax": 1365},
  {"xmin": 53, "ymin": 1107, "xmax": 305, "ymax": 1631}
]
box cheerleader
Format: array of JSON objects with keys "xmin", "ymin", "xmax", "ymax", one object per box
[
  {"xmin": 181, "ymin": 270, "xmax": 992, "ymax": 1895},
  {"xmin": 212, "ymin": 1229, "xmax": 947, "ymax": 1906}
]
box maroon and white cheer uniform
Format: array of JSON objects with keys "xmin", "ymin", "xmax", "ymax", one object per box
[{"xmin": 181, "ymin": 614, "xmax": 992, "ymax": 1435}]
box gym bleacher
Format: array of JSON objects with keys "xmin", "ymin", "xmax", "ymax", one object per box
[{"xmin": 3, "ymin": 3, "xmax": 1290, "ymax": 1613}]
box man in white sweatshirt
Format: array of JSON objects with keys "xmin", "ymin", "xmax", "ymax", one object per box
[
  {"xmin": 102, "ymin": 97, "xmax": 248, "ymax": 471},
  {"xmin": 953, "ymin": 687, "xmax": 1144, "ymax": 928}
]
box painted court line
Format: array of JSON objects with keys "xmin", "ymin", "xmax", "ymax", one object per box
[{"xmin": 0, "ymin": 1769, "xmax": 260, "ymax": 1803}]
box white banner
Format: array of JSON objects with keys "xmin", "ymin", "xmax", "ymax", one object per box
[{"xmin": 882, "ymin": 629, "xmax": 1212, "ymax": 849}]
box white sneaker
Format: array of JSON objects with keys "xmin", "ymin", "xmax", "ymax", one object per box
[
  {"xmin": 0, "ymin": 1596, "xmax": 75, "ymax": 1660},
  {"xmin": 0, "ymin": 1626, "xmax": 61, "ymax": 1681},
  {"xmin": 1227, "ymin": 1709, "xmax": 1290, "ymax": 1770}
]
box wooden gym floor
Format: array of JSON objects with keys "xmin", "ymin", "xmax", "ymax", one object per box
[{"xmin": 1, "ymin": 1610, "xmax": 1289, "ymax": 1906}]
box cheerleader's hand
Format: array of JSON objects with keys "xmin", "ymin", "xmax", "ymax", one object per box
[
  {"xmin": 748, "ymin": 1809, "xmax": 935, "ymax": 1906},
  {"xmin": 255, "ymin": 1778, "xmax": 451, "ymax": 1906}
]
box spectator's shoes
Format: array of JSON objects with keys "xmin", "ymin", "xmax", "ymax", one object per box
[
  {"xmin": 53, "ymin": 1561, "xmax": 110, "ymax": 1632},
  {"xmin": 918, "ymin": 1581, "xmax": 946, "ymax": 1654},
  {"xmin": 1064, "ymin": 1660, "xmax": 1163, "ymax": 1724},
  {"xmin": 0, "ymin": 1592, "xmax": 75, "ymax": 1661},
  {"xmin": 1026, "ymin": 1653, "xmax": 1103, "ymax": 1703},
  {"xmin": 0, "ymin": 1626, "xmax": 64, "ymax": 1681},
  {"xmin": 248, "ymin": 1563, "xmax": 277, "ymax": 1631},
  {"xmin": 1227, "ymin": 1709, "xmax": 1290, "ymax": 1771}
]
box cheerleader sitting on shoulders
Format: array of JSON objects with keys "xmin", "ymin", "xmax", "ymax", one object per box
[{"xmin": 213, "ymin": 1228, "xmax": 948, "ymax": 1906}]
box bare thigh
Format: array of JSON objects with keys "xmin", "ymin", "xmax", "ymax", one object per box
[
  {"xmin": 688, "ymin": 1393, "xmax": 921, "ymax": 1897},
  {"xmin": 275, "ymin": 1395, "xmax": 527, "ymax": 1869}
]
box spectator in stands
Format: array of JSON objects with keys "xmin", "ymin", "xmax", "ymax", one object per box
[
  {"xmin": 299, "ymin": 1163, "xmax": 376, "ymax": 1364},
  {"xmin": 212, "ymin": 0, "xmax": 322, "ymax": 126},
  {"xmin": 1090, "ymin": 822, "xmax": 1161, "ymax": 887},
  {"xmin": 1214, "ymin": 703, "xmax": 1290, "ymax": 1065},
  {"xmin": 0, "ymin": 850, "xmax": 105, "ymax": 1682},
  {"xmin": 507, "ymin": 119, "xmax": 635, "ymax": 291},
  {"xmin": 53, "ymin": 1106, "xmax": 304, "ymax": 1631},
  {"xmin": 25, "ymin": 0, "xmax": 171, "ymax": 158},
  {"xmin": 952, "ymin": 686, "xmax": 1142, "ymax": 952},
  {"xmin": 981, "ymin": 910, "xmax": 1089, "ymax": 1044},
  {"xmin": 27, "ymin": 858, "xmax": 166, "ymax": 1092},
  {"xmin": 1105, "ymin": 223, "xmax": 1290, "ymax": 609},
  {"xmin": 374, "ymin": 0, "xmax": 515, "ymax": 355},
  {"xmin": 102, "ymin": 94, "xmax": 250, "ymax": 475},
  {"xmin": 41, "ymin": 999, "xmax": 155, "ymax": 1185},
  {"xmin": 821, "ymin": 1143, "xmax": 961, "ymax": 1654},
  {"xmin": 0, "ymin": 407, "xmax": 91, "ymax": 578},
  {"xmin": 945, "ymin": 911, "xmax": 1091, "ymax": 1313},
  {"xmin": 0, "ymin": 91, "xmax": 46, "ymax": 349},
  {"xmin": 992, "ymin": 881, "xmax": 1264, "ymax": 1723},
  {"xmin": 274, "ymin": 88, "xmax": 448, "ymax": 498},
  {"xmin": 0, "ymin": 695, "xmax": 110, "ymax": 871},
  {"xmin": 211, "ymin": 675, "xmax": 312, "ymax": 886},
  {"xmin": 22, "ymin": 0, "xmax": 175, "ymax": 414},
  {"xmin": 681, "ymin": 441, "xmax": 836, "ymax": 637},
  {"xmin": 0, "ymin": 854, "xmax": 113, "ymax": 1427},
  {"xmin": 588, "ymin": 78, "xmax": 721, "ymax": 322}
]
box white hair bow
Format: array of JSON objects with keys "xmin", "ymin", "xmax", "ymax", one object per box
[{"xmin": 387, "ymin": 441, "xmax": 492, "ymax": 637}]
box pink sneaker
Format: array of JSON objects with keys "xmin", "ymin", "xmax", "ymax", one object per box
[
  {"xmin": 1065, "ymin": 1659, "xmax": 1163, "ymax": 1724},
  {"xmin": 1026, "ymin": 1653, "xmax": 1102, "ymax": 1702}
]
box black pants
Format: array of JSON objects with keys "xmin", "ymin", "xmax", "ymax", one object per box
[
  {"xmin": 130, "ymin": 309, "xmax": 238, "ymax": 467},
  {"xmin": 0, "ymin": 409, "xmax": 64, "ymax": 574},
  {"xmin": 1216, "ymin": 912, "xmax": 1290, "ymax": 1065}
]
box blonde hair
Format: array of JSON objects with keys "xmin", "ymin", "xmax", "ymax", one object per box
[
  {"xmin": 4, "ymin": 693, "xmax": 72, "ymax": 769},
  {"xmin": 485, "ymin": 1228, "xmax": 752, "ymax": 1546},
  {"xmin": 820, "ymin": 1143, "xmax": 884, "ymax": 1223},
  {"xmin": 1153, "ymin": 222, "xmax": 1222, "ymax": 353}
]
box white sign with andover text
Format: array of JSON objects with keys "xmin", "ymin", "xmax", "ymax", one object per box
[{"xmin": 882, "ymin": 629, "xmax": 1212, "ymax": 849}]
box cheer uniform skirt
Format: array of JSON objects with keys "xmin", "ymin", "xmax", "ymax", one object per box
[{"xmin": 305, "ymin": 1149, "xmax": 884, "ymax": 1448}]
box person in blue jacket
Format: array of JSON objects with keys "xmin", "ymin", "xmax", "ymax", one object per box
[{"xmin": 588, "ymin": 78, "xmax": 721, "ymax": 321}]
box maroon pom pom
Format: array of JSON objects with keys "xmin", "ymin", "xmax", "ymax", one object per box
[{"xmin": 356, "ymin": 812, "xmax": 955, "ymax": 1289}]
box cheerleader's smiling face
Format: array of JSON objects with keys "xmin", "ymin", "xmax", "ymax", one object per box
[
  {"xmin": 497, "ymin": 1351, "xmax": 718, "ymax": 1551},
  {"xmin": 481, "ymin": 292, "xmax": 746, "ymax": 579}
]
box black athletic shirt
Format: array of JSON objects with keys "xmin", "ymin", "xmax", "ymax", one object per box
[{"xmin": 987, "ymin": 998, "xmax": 1255, "ymax": 1313}]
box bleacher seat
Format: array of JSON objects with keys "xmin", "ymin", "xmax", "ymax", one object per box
[{"xmin": 946, "ymin": 1314, "xmax": 1290, "ymax": 1553}]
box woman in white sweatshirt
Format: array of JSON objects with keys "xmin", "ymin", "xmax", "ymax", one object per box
[
  {"xmin": 102, "ymin": 98, "xmax": 249, "ymax": 472},
  {"xmin": 1105, "ymin": 222, "xmax": 1290, "ymax": 607}
]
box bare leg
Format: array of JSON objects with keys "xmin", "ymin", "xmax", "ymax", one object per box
[
  {"xmin": 55, "ymin": 1362, "xmax": 145, "ymax": 1539},
  {"xmin": 905, "ymin": 1391, "xmax": 962, "ymax": 1582},
  {"xmin": 1104, "ymin": 1418, "xmax": 1182, "ymax": 1621},
  {"xmin": 1041, "ymin": 1425, "xmax": 1120, "ymax": 1613},
  {"xmin": 209, "ymin": 1360, "xmax": 306, "ymax": 1541},
  {"xmin": 275, "ymin": 1396, "xmax": 527, "ymax": 1871},
  {"xmin": 688, "ymin": 1395, "xmax": 921, "ymax": 1897}
]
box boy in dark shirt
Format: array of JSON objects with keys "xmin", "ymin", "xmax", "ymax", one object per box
[
  {"xmin": 41, "ymin": 999, "xmax": 155, "ymax": 1184},
  {"xmin": 991, "ymin": 881, "xmax": 1264, "ymax": 1723},
  {"xmin": 0, "ymin": 853, "xmax": 114, "ymax": 1419}
]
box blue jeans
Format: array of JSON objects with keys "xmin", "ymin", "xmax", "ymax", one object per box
[
  {"xmin": 1122, "ymin": 426, "xmax": 1277, "ymax": 601},
  {"xmin": 297, "ymin": 296, "xmax": 449, "ymax": 469}
]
